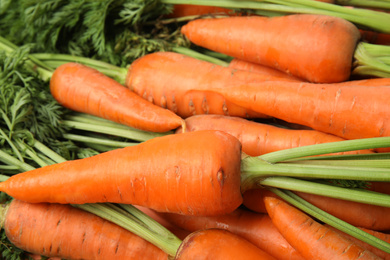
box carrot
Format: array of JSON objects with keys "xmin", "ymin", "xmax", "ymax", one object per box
[
  {"xmin": 167, "ymin": 4, "xmax": 233, "ymax": 18},
  {"xmin": 295, "ymin": 191, "xmax": 390, "ymax": 231},
  {"xmin": 125, "ymin": 51, "xmax": 294, "ymax": 119},
  {"xmin": 326, "ymin": 224, "xmax": 390, "ymax": 259},
  {"xmin": 360, "ymin": 29, "xmax": 390, "ymax": 45},
  {"xmin": 177, "ymin": 114, "xmax": 374, "ymax": 156},
  {"xmin": 1, "ymin": 199, "xmax": 168, "ymax": 259},
  {"xmin": 264, "ymin": 196, "xmax": 382, "ymax": 260},
  {"xmin": 181, "ymin": 14, "xmax": 361, "ymax": 83},
  {"xmin": 125, "ymin": 51, "xmax": 390, "ymax": 141},
  {"xmin": 175, "ymin": 228, "xmax": 277, "ymax": 260},
  {"xmin": 242, "ymin": 188, "xmax": 278, "ymax": 214},
  {"xmin": 228, "ymin": 58, "xmax": 303, "ymax": 81},
  {"xmin": 157, "ymin": 207, "xmax": 305, "ymax": 260},
  {"xmin": 0, "ymin": 130, "xmax": 243, "ymax": 216},
  {"xmin": 367, "ymin": 181, "xmax": 390, "ymax": 195},
  {"xmin": 50, "ymin": 62, "xmax": 184, "ymax": 133}
]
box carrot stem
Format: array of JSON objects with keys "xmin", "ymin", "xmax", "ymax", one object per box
[
  {"xmin": 0, "ymin": 149, "xmax": 35, "ymax": 172},
  {"xmin": 285, "ymin": 159, "xmax": 390, "ymax": 168},
  {"xmin": 335, "ymin": 0, "xmax": 390, "ymax": 10},
  {"xmin": 270, "ymin": 187, "xmax": 390, "ymax": 254},
  {"xmin": 74, "ymin": 203, "xmax": 182, "ymax": 257},
  {"xmin": 353, "ymin": 42, "xmax": 390, "ymax": 78},
  {"xmin": 251, "ymin": 176, "xmax": 390, "ymax": 207},
  {"xmin": 62, "ymin": 133, "xmax": 138, "ymax": 149},
  {"xmin": 172, "ymin": 46, "xmax": 229, "ymax": 66}
]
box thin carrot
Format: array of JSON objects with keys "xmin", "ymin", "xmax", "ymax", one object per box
[
  {"xmin": 0, "ymin": 130, "xmax": 243, "ymax": 216},
  {"xmin": 181, "ymin": 14, "xmax": 361, "ymax": 83},
  {"xmin": 175, "ymin": 228, "xmax": 277, "ymax": 260},
  {"xmin": 50, "ymin": 62, "xmax": 184, "ymax": 133},
  {"xmin": 228, "ymin": 58, "xmax": 303, "ymax": 81},
  {"xmin": 157, "ymin": 207, "xmax": 305, "ymax": 260},
  {"xmin": 294, "ymin": 191, "xmax": 390, "ymax": 231},
  {"xmin": 242, "ymin": 188, "xmax": 278, "ymax": 214},
  {"xmin": 264, "ymin": 196, "xmax": 382, "ymax": 260},
  {"xmin": 125, "ymin": 51, "xmax": 390, "ymax": 141},
  {"xmin": 326, "ymin": 224, "xmax": 390, "ymax": 259},
  {"xmin": 178, "ymin": 114, "xmax": 374, "ymax": 156},
  {"xmin": 125, "ymin": 51, "xmax": 293, "ymax": 119},
  {"xmin": 1, "ymin": 199, "xmax": 168, "ymax": 259}
]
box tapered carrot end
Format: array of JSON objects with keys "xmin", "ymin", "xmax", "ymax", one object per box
[{"xmin": 263, "ymin": 196, "xmax": 282, "ymax": 219}]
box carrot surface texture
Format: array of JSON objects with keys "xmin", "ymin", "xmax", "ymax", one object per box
[
  {"xmin": 0, "ymin": 199, "xmax": 168, "ymax": 259},
  {"xmin": 178, "ymin": 114, "xmax": 373, "ymax": 156},
  {"xmin": 175, "ymin": 228, "xmax": 277, "ymax": 260},
  {"xmin": 264, "ymin": 196, "xmax": 383, "ymax": 260},
  {"xmin": 125, "ymin": 51, "xmax": 390, "ymax": 141},
  {"xmin": 156, "ymin": 207, "xmax": 305, "ymax": 260},
  {"xmin": 181, "ymin": 14, "xmax": 361, "ymax": 83},
  {"xmin": 0, "ymin": 130, "xmax": 243, "ymax": 216},
  {"xmin": 50, "ymin": 62, "xmax": 185, "ymax": 133}
]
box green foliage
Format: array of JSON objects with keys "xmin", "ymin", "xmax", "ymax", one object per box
[{"xmin": 0, "ymin": 0, "xmax": 184, "ymax": 66}]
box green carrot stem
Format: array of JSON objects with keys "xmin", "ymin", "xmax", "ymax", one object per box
[
  {"xmin": 172, "ymin": 46, "xmax": 229, "ymax": 66},
  {"xmin": 288, "ymin": 152, "xmax": 390, "ymax": 161},
  {"xmin": 74, "ymin": 203, "xmax": 181, "ymax": 257},
  {"xmin": 353, "ymin": 42, "xmax": 390, "ymax": 78},
  {"xmin": 285, "ymin": 159, "xmax": 390, "ymax": 168},
  {"xmin": 32, "ymin": 139, "xmax": 67, "ymax": 164},
  {"xmin": 246, "ymin": 176, "xmax": 390, "ymax": 208},
  {"xmin": 0, "ymin": 174, "xmax": 10, "ymax": 182},
  {"xmin": 14, "ymin": 139, "xmax": 47, "ymax": 168},
  {"xmin": 270, "ymin": 188, "xmax": 390, "ymax": 254},
  {"xmin": 335, "ymin": 0, "xmax": 390, "ymax": 10},
  {"xmin": 259, "ymin": 136, "xmax": 390, "ymax": 163},
  {"xmin": 0, "ymin": 149, "xmax": 35, "ymax": 172},
  {"xmin": 63, "ymin": 133, "xmax": 138, "ymax": 148}
]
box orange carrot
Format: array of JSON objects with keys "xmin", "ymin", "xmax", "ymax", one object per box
[
  {"xmin": 326, "ymin": 224, "xmax": 390, "ymax": 259},
  {"xmin": 242, "ymin": 188, "xmax": 279, "ymax": 214},
  {"xmin": 125, "ymin": 51, "xmax": 293, "ymax": 119},
  {"xmin": 367, "ymin": 181, "xmax": 390, "ymax": 195},
  {"xmin": 228, "ymin": 58, "xmax": 303, "ymax": 81},
  {"xmin": 360, "ymin": 29, "xmax": 390, "ymax": 45},
  {"xmin": 181, "ymin": 14, "xmax": 361, "ymax": 83},
  {"xmin": 1, "ymin": 199, "xmax": 167, "ymax": 259},
  {"xmin": 295, "ymin": 191, "xmax": 390, "ymax": 231},
  {"xmin": 175, "ymin": 228, "xmax": 277, "ymax": 260},
  {"xmin": 177, "ymin": 114, "xmax": 373, "ymax": 156},
  {"xmin": 157, "ymin": 207, "xmax": 305, "ymax": 260},
  {"xmin": 0, "ymin": 130, "xmax": 243, "ymax": 216},
  {"xmin": 264, "ymin": 196, "xmax": 382, "ymax": 259},
  {"xmin": 125, "ymin": 51, "xmax": 390, "ymax": 141},
  {"xmin": 50, "ymin": 62, "xmax": 184, "ymax": 132}
]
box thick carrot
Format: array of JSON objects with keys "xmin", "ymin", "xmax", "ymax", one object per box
[
  {"xmin": 326, "ymin": 224, "xmax": 390, "ymax": 259},
  {"xmin": 125, "ymin": 51, "xmax": 390, "ymax": 141},
  {"xmin": 0, "ymin": 130, "xmax": 243, "ymax": 216},
  {"xmin": 177, "ymin": 114, "xmax": 374, "ymax": 156},
  {"xmin": 157, "ymin": 207, "xmax": 305, "ymax": 260},
  {"xmin": 125, "ymin": 51, "xmax": 293, "ymax": 119},
  {"xmin": 264, "ymin": 196, "xmax": 382, "ymax": 260},
  {"xmin": 175, "ymin": 228, "xmax": 277, "ymax": 260},
  {"xmin": 242, "ymin": 188, "xmax": 278, "ymax": 214},
  {"xmin": 228, "ymin": 58, "xmax": 303, "ymax": 81},
  {"xmin": 1, "ymin": 199, "xmax": 167, "ymax": 259},
  {"xmin": 294, "ymin": 191, "xmax": 390, "ymax": 231},
  {"xmin": 50, "ymin": 62, "xmax": 184, "ymax": 133},
  {"xmin": 181, "ymin": 14, "xmax": 361, "ymax": 83}
]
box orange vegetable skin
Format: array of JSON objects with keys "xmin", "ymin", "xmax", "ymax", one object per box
[
  {"xmin": 157, "ymin": 207, "xmax": 304, "ymax": 260},
  {"xmin": 264, "ymin": 196, "xmax": 382, "ymax": 260},
  {"xmin": 175, "ymin": 229, "xmax": 277, "ymax": 260},
  {"xmin": 3, "ymin": 199, "xmax": 167, "ymax": 259},
  {"xmin": 295, "ymin": 191, "xmax": 390, "ymax": 231},
  {"xmin": 50, "ymin": 62, "xmax": 184, "ymax": 132},
  {"xmin": 168, "ymin": 4, "xmax": 233, "ymax": 18},
  {"xmin": 0, "ymin": 130, "xmax": 243, "ymax": 216},
  {"xmin": 179, "ymin": 114, "xmax": 373, "ymax": 156},
  {"xmin": 126, "ymin": 51, "xmax": 286, "ymax": 119},
  {"xmin": 181, "ymin": 14, "xmax": 361, "ymax": 83},
  {"xmin": 228, "ymin": 58, "xmax": 303, "ymax": 81}
]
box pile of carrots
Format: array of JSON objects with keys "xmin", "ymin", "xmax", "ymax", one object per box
[{"xmin": 2, "ymin": 3, "xmax": 390, "ymax": 260}]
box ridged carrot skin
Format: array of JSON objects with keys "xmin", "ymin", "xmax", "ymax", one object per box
[
  {"xmin": 181, "ymin": 14, "xmax": 361, "ymax": 83},
  {"xmin": 228, "ymin": 58, "xmax": 302, "ymax": 81},
  {"xmin": 295, "ymin": 191, "xmax": 390, "ymax": 231},
  {"xmin": 2, "ymin": 199, "xmax": 167, "ymax": 259},
  {"xmin": 175, "ymin": 229, "xmax": 277, "ymax": 260},
  {"xmin": 125, "ymin": 51, "xmax": 390, "ymax": 141},
  {"xmin": 157, "ymin": 207, "xmax": 305, "ymax": 260},
  {"xmin": 178, "ymin": 114, "xmax": 373, "ymax": 156},
  {"xmin": 264, "ymin": 196, "xmax": 382, "ymax": 260},
  {"xmin": 126, "ymin": 52, "xmax": 285, "ymax": 119},
  {"xmin": 0, "ymin": 130, "xmax": 243, "ymax": 216},
  {"xmin": 50, "ymin": 62, "xmax": 184, "ymax": 132}
]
